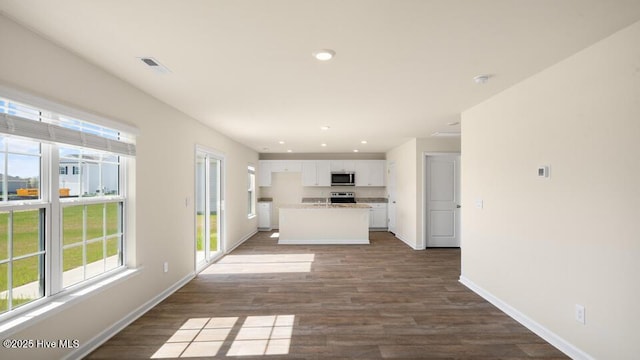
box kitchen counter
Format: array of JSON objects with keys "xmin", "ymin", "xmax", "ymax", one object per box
[
  {"xmin": 278, "ymin": 203, "xmax": 370, "ymax": 245},
  {"xmin": 355, "ymin": 197, "xmax": 388, "ymax": 203},
  {"xmin": 280, "ymin": 203, "xmax": 371, "ymax": 209}
]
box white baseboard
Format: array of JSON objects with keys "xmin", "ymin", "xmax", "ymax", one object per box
[
  {"xmin": 65, "ymin": 272, "xmax": 195, "ymax": 360},
  {"xmin": 393, "ymin": 232, "xmax": 420, "ymax": 250},
  {"xmin": 459, "ymin": 276, "xmax": 594, "ymax": 360},
  {"xmin": 226, "ymin": 230, "xmax": 257, "ymax": 254}
]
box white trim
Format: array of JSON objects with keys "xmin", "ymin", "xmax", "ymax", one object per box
[
  {"xmin": 422, "ymin": 152, "xmax": 461, "ymax": 250},
  {"xmin": 0, "ymin": 82, "xmax": 139, "ymax": 136},
  {"xmin": 65, "ymin": 271, "xmax": 195, "ymax": 360},
  {"xmin": 459, "ymin": 276, "xmax": 594, "ymax": 360},
  {"xmin": 225, "ymin": 230, "xmax": 257, "ymax": 254},
  {"xmin": 0, "ymin": 267, "xmax": 139, "ymax": 337},
  {"xmin": 392, "ymin": 232, "xmax": 422, "ymax": 250}
]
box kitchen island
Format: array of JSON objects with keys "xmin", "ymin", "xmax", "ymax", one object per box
[{"xmin": 278, "ymin": 203, "xmax": 371, "ymax": 245}]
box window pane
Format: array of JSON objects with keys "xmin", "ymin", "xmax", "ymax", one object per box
[
  {"xmin": 0, "ymin": 263, "xmax": 7, "ymax": 314},
  {"xmin": 85, "ymin": 240, "xmax": 104, "ymax": 279},
  {"xmin": 86, "ymin": 204, "xmax": 104, "ymax": 240},
  {"xmin": 106, "ymin": 236, "xmax": 120, "ymax": 271},
  {"xmin": 209, "ymin": 159, "xmax": 219, "ymax": 253},
  {"xmin": 8, "ymin": 154, "xmax": 40, "ymax": 200},
  {"xmin": 12, "ymin": 209, "xmax": 42, "ymax": 257},
  {"xmin": 60, "ymin": 147, "xmax": 81, "ymax": 197},
  {"xmin": 7, "ymin": 138, "xmax": 40, "ymax": 155},
  {"xmin": 0, "ymin": 212, "xmax": 7, "ymax": 261},
  {"xmin": 63, "ymin": 245, "xmax": 83, "ymax": 288},
  {"xmin": 63, "ymin": 205, "xmax": 83, "ymax": 245},
  {"xmin": 82, "ymin": 160, "xmax": 99, "ymax": 196},
  {"xmin": 0, "ymin": 154, "xmax": 5, "ymax": 199},
  {"xmin": 102, "ymin": 162, "xmax": 119, "ymax": 195},
  {"xmin": 196, "ymin": 155, "xmax": 206, "ymax": 263},
  {"xmin": 12, "ymin": 255, "xmax": 44, "ymax": 308},
  {"xmin": 106, "ymin": 203, "xmax": 120, "ymax": 235}
]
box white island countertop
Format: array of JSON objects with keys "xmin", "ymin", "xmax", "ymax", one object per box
[
  {"xmin": 278, "ymin": 203, "xmax": 371, "ymax": 245},
  {"xmin": 280, "ymin": 203, "xmax": 371, "ymax": 209}
]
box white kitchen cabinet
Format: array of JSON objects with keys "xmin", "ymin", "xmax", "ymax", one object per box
[
  {"xmin": 364, "ymin": 203, "xmax": 388, "ymax": 229},
  {"xmin": 302, "ymin": 160, "xmax": 331, "ymax": 187},
  {"xmin": 258, "ymin": 160, "xmax": 272, "ymax": 187},
  {"xmin": 355, "ymin": 160, "xmax": 386, "ymax": 187},
  {"xmin": 330, "ymin": 160, "xmax": 356, "ymax": 172},
  {"xmin": 271, "ymin": 160, "xmax": 302, "ymax": 173},
  {"xmin": 257, "ymin": 202, "xmax": 272, "ymax": 230}
]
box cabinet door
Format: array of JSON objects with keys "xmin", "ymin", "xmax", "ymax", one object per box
[
  {"xmin": 330, "ymin": 160, "xmax": 356, "ymax": 172},
  {"xmin": 372, "ymin": 207, "xmax": 388, "ymax": 228},
  {"xmin": 368, "ymin": 160, "xmax": 385, "ymax": 186},
  {"xmin": 355, "ymin": 161, "xmax": 371, "ymax": 186},
  {"xmin": 316, "ymin": 160, "xmax": 331, "ymax": 186},
  {"xmin": 272, "ymin": 161, "xmax": 301, "ymax": 172},
  {"xmin": 258, "ymin": 161, "xmax": 272, "ymax": 187},
  {"xmin": 302, "ymin": 161, "xmax": 318, "ymax": 186},
  {"xmin": 258, "ymin": 203, "xmax": 271, "ymax": 228}
]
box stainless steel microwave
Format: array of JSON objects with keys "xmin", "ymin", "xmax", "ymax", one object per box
[{"xmin": 331, "ymin": 172, "xmax": 355, "ymax": 186}]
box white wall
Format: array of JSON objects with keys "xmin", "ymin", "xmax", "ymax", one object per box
[
  {"xmin": 0, "ymin": 14, "xmax": 258, "ymax": 359},
  {"xmin": 461, "ymin": 20, "xmax": 640, "ymax": 360},
  {"xmin": 386, "ymin": 137, "xmax": 461, "ymax": 249}
]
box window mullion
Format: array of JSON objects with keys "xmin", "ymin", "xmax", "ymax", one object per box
[{"xmin": 48, "ymin": 143, "xmax": 62, "ymax": 295}]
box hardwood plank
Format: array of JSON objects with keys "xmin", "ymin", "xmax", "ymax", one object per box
[{"xmin": 87, "ymin": 231, "xmax": 568, "ymax": 359}]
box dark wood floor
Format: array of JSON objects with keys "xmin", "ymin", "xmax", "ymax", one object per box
[{"xmin": 87, "ymin": 231, "xmax": 567, "ymax": 359}]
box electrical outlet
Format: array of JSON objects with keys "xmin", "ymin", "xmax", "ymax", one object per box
[
  {"xmin": 575, "ymin": 304, "xmax": 586, "ymax": 324},
  {"xmin": 163, "ymin": 261, "xmax": 169, "ymax": 273}
]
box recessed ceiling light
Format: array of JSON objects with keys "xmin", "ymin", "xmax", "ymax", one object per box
[
  {"xmin": 473, "ymin": 74, "xmax": 490, "ymax": 84},
  {"xmin": 313, "ymin": 49, "xmax": 335, "ymax": 61},
  {"xmin": 278, "ymin": 140, "xmax": 285, "ymax": 144},
  {"xmin": 321, "ymin": 143, "xmax": 327, "ymax": 147},
  {"xmin": 353, "ymin": 149, "xmax": 359, "ymax": 153},
  {"xmin": 287, "ymin": 149, "xmax": 293, "ymax": 153},
  {"xmin": 360, "ymin": 140, "xmax": 367, "ymax": 144},
  {"xmin": 320, "ymin": 126, "xmax": 330, "ymax": 131}
]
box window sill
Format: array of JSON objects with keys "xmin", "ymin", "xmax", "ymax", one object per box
[{"xmin": 0, "ymin": 267, "xmax": 140, "ymax": 338}]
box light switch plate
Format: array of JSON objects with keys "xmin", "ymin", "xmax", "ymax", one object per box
[{"xmin": 475, "ymin": 199, "xmax": 483, "ymax": 209}]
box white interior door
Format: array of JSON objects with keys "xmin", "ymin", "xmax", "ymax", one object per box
[
  {"xmin": 426, "ymin": 155, "xmax": 460, "ymax": 247},
  {"xmin": 387, "ymin": 161, "xmax": 397, "ymax": 234}
]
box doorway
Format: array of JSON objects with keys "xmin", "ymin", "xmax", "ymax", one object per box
[
  {"xmin": 195, "ymin": 147, "xmax": 224, "ymax": 270},
  {"xmin": 424, "ymin": 154, "xmax": 461, "ymax": 248},
  {"xmin": 387, "ymin": 161, "xmax": 397, "ymax": 234}
]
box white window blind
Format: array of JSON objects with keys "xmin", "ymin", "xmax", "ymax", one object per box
[{"xmin": 0, "ymin": 112, "xmax": 135, "ymax": 156}]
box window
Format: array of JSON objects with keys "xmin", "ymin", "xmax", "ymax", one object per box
[
  {"xmin": 0, "ymin": 95, "xmax": 135, "ymax": 317},
  {"xmin": 247, "ymin": 166, "xmax": 255, "ymax": 217}
]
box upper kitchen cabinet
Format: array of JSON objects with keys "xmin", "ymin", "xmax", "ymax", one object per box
[
  {"xmin": 330, "ymin": 160, "xmax": 357, "ymax": 172},
  {"xmin": 302, "ymin": 160, "xmax": 331, "ymax": 187},
  {"xmin": 258, "ymin": 160, "xmax": 272, "ymax": 186},
  {"xmin": 270, "ymin": 160, "xmax": 302, "ymax": 173},
  {"xmin": 258, "ymin": 160, "xmax": 303, "ymax": 187},
  {"xmin": 355, "ymin": 160, "xmax": 386, "ymax": 187}
]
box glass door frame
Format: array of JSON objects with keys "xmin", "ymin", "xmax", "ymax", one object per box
[{"xmin": 195, "ymin": 146, "xmax": 225, "ymax": 272}]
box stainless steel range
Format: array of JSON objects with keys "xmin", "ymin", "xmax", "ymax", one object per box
[{"xmin": 330, "ymin": 192, "xmax": 356, "ymax": 204}]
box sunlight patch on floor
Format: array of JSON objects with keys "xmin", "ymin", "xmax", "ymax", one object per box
[
  {"xmin": 200, "ymin": 254, "xmax": 315, "ymax": 274},
  {"xmin": 270, "ymin": 232, "xmax": 279, "ymax": 238},
  {"xmin": 150, "ymin": 315, "xmax": 294, "ymax": 358}
]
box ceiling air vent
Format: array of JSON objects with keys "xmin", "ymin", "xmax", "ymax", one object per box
[{"xmin": 138, "ymin": 57, "xmax": 171, "ymax": 74}]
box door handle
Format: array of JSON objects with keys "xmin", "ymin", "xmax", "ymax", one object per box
[{"xmin": 456, "ymin": 204, "xmax": 461, "ymax": 208}]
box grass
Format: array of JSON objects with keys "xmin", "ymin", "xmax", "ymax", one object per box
[
  {"xmin": 196, "ymin": 213, "xmax": 218, "ymax": 255},
  {"xmin": 0, "ymin": 203, "xmax": 121, "ymax": 312}
]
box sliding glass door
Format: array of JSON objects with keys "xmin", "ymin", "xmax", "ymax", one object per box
[{"xmin": 195, "ymin": 149, "xmax": 224, "ymax": 269}]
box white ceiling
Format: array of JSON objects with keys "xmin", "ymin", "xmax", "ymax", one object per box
[{"xmin": 2, "ymin": 1, "xmax": 640, "ymax": 154}]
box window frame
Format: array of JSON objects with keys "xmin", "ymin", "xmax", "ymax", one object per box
[
  {"xmin": 0, "ymin": 90, "xmax": 134, "ymax": 325},
  {"xmin": 247, "ymin": 165, "xmax": 256, "ymax": 218}
]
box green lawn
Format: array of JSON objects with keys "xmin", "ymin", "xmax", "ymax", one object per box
[
  {"xmin": 196, "ymin": 213, "xmax": 218, "ymax": 254},
  {"xmin": 0, "ymin": 203, "xmax": 120, "ymax": 312}
]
